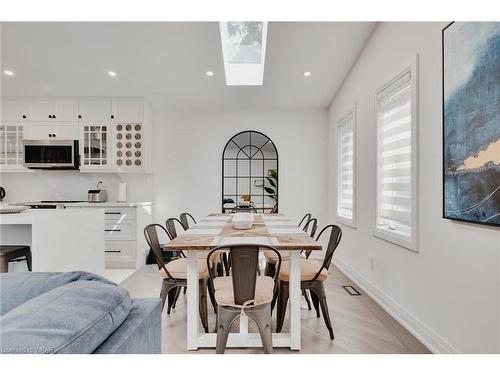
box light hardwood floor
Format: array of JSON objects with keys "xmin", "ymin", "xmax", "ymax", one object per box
[{"xmin": 120, "ymin": 264, "xmax": 430, "ymax": 354}]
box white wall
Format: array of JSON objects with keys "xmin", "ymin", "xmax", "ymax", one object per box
[
  {"xmin": 152, "ymin": 108, "xmax": 329, "ymax": 227},
  {"xmin": 328, "ymin": 22, "xmax": 500, "ymax": 353}
]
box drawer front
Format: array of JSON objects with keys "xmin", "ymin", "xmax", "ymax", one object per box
[
  {"xmin": 105, "ymin": 241, "xmax": 136, "ymax": 269},
  {"xmin": 104, "ymin": 207, "xmax": 136, "ymax": 221},
  {"xmin": 105, "ymin": 221, "xmax": 136, "ymax": 241}
]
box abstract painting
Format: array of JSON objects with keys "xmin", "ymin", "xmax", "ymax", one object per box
[{"xmin": 443, "ymin": 22, "xmax": 500, "ymax": 226}]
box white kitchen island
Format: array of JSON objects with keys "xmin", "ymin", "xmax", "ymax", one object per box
[{"xmin": 0, "ymin": 208, "xmax": 104, "ymax": 274}]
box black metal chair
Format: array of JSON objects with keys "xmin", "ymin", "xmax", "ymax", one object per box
[
  {"xmin": 276, "ymin": 225, "xmax": 342, "ymax": 339},
  {"xmin": 303, "ymin": 217, "xmax": 318, "ymax": 239},
  {"xmin": 0, "ymin": 245, "xmax": 32, "ymax": 272},
  {"xmin": 264, "ymin": 217, "xmax": 318, "ymax": 278},
  {"xmin": 165, "ymin": 217, "xmax": 186, "ymax": 240},
  {"xmin": 179, "ymin": 213, "xmax": 197, "ymax": 230},
  {"xmin": 270, "ymin": 203, "xmax": 278, "ymax": 214},
  {"xmin": 231, "ymin": 204, "xmax": 258, "ymax": 213},
  {"xmin": 166, "ymin": 217, "xmax": 218, "ymax": 311},
  {"xmin": 143, "ymin": 224, "xmax": 209, "ymax": 333},
  {"xmin": 207, "ymin": 244, "xmax": 282, "ymax": 354},
  {"xmin": 298, "ymin": 213, "xmax": 312, "ymax": 230}
]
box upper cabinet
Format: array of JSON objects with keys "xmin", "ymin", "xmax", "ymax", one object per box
[
  {"xmin": 53, "ymin": 101, "xmax": 79, "ymax": 121},
  {"xmin": 78, "ymin": 100, "xmax": 111, "ymax": 121},
  {"xmin": 111, "ymin": 100, "xmax": 143, "ymax": 123},
  {"xmin": 1, "ymin": 100, "xmax": 29, "ymax": 121},
  {"xmin": 0, "ymin": 97, "xmax": 152, "ymax": 173}
]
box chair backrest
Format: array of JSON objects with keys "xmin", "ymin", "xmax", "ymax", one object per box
[
  {"xmin": 165, "ymin": 217, "xmax": 185, "ymax": 239},
  {"xmin": 303, "ymin": 217, "xmax": 318, "ymax": 238},
  {"xmin": 207, "ymin": 244, "xmax": 282, "ymax": 306},
  {"xmin": 308, "ymin": 225, "xmax": 342, "ymax": 280},
  {"xmin": 231, "ymin": 205, "xmax": 258, "ymax": 213},
  {"xmin": 298, "ymin": 213, "xmax": 312, "ymax": 229},
  {"xmin": 179, "ymin": 213, "xmax": 197, "ymax": 230},
  {"xmin": 270, "ymin": 203, "xmax": 278, "ymax": 214},
  {"xmin": 143, "ymin": 224, "xmax": 174, "ymax": 278}
]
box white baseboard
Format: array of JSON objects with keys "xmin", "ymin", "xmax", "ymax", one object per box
[{"xmin": 333, "ymin": 257, "xmax": 460, "ymax": 354}]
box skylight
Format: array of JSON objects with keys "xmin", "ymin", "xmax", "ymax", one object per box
[{"xmin": 219, "ymin": 21, "xmax": 268, "ymax": 86}]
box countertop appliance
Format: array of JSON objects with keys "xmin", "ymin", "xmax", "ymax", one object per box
[
  {"xmin": 88, "ymin": 181, "xmax": 107, "ymax": 203},
  {"xmin": 23, "ymin": 140, "xmax": 79, "ymax": 169}
]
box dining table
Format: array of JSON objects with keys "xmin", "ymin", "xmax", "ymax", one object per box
[{"xmin": 164, "ymin": 213, "xmax": 322, "ymax": 351}]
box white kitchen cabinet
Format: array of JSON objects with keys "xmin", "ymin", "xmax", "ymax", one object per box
[
  {"xmin": 111, "ymin": 100, "xmax": 143, "ymax": 123},
  {"xmin": 28, "ymin": 101, "xmax": 54, "ymax": 121},
  {"xmin": 78, "ymin": 100, "xmax": 111, "ymax": 121},
  {"xmin": 53, "ymin": 101, "xmax": 79, "ymax": 121},
  {"xmin": 1, "ymin": 96, "xmax": 152, "ymax": 173},
  {"xmin": 1, "ymin": 101, "xmax": 29, "ymax": 121},
  {"xmin": 80, "ymin": 123, "xmax": 111, "ymax": 169},
  {"xmin": 68, "ymin": 204, "xmax": 152, "ymax": 269},
  {"xmin": 0, "ymin": 122, "xmax": 25, "ymax": 170},
  {"xmin": 25, "ymin": 121, "xmax": 79, "ymax": 140},
  {"xmin": 28, "ymin": 100, "xmax": 79, "ymax": 121}
]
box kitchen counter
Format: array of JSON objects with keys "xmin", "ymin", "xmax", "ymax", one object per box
[
  {"xmin": 10, "ymin": 201, "xmax": 152, "ymax": 208},
  {"xmin": 0, "ymin": 208, "xmax": 104, "ymax": 274},
  {"xmin": 63, "ymin": 201, "xmax": 152, "ymax": 207}
]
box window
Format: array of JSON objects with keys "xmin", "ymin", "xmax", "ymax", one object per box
[
  {"xmin": 336, "ymin": 107, "xmax": 356, "ymax": 227},
  {"xmin": 375, "ymin": 61, "xmax": 418, "ymax": 251}
]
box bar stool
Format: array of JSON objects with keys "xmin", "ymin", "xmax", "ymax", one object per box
[{"xmin": 0, "ymin": 245, "xmax": 32, "ymax": 272}]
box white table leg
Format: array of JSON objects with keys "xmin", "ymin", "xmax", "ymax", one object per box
[
  {"xmin": 187, "ymin": 250, "xmax": 199, "ymax": 350},
  {"xmin": 289, "ymin": 250, "xmax": 301, "ymax": 350}
]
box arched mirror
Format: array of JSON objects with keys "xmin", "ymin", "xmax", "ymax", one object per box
[{"xmin": 222, "ymin": 131, "xmax": 278, "ymax": 213}]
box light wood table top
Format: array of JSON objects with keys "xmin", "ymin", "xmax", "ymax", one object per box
[{"xmin": 164, "ymin": 213, "xmax": 322, "ymax": 251}]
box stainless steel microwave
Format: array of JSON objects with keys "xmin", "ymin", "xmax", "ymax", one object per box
[{"xmin": 23, "ymin": 140, "xmax": 79, "ymax": 169}]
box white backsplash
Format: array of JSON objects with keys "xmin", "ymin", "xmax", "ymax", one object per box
[{"xmin": 0, "ymin": 171, "xmax": 153, "ymax": 203}]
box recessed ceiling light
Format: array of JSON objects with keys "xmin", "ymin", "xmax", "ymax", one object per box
[
  {"xmin": 3, "ymin": 70, "xmax": 14, "ymax": 76},
  {"xmin": 108, "ymin": 71, "xmax": 117, "ymax": 77},
  {"xmin": 303, "ymin": 71, "xmax": 312, "ymax": 77},
  {"xmin": 206, "ymin": 71, "xmax": 214, "ymax": 77}
]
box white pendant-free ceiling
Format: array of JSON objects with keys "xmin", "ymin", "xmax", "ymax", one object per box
[
  {"xmin": 219, "ymin": 21, "xmax": 268, "ymax": 86},
  {"xmin": 0, "ymin": 22, "xmax": 377, "ymax": 109}
]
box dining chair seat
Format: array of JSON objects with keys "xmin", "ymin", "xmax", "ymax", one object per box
[
  {"xmin": 278, "ymin": 259, "xmax": 328, "ymax": 282},
  {"xmin": 160, "ymin": 257, "xmax": 209, "ymax": 280},
  {"xmin": 213, "ymin": 276, "xmax": 275, "ymax": 306}
]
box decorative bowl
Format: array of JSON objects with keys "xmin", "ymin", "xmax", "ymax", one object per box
[{"xmin": 232, "ymin": 212, "xmax": 254, "ymax": 230}]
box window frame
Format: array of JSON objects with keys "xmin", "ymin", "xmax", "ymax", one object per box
[
  {"xmin": 373, "ymin": 56, "xmax": 419, "ymax": 252},
  {"xmin": 336, "ymin": 104, "xmax": 357, "ymax": 228}
]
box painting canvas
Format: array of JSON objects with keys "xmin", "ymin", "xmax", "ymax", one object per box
[{"xmin": 443, "ymin": 22, "xmax": 500, "ymax": 226}]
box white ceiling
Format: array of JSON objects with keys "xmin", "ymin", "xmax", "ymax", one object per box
[{"xmin": 1, "ymin": 22, "xmax": 376, "ymax": 109}]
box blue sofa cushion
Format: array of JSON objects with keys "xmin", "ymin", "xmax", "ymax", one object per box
[
  {"xmin": 0, "ymin": 271, "xmax": 116, "ymax": 316},
  {"xmin": 0, "ymin": 280, "xmax": 131, "ymax": 354}
]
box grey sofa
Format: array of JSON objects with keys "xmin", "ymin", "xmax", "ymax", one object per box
[{"xmin": 0, "ymin": 271, "xmax": 161, "ymax": 354}]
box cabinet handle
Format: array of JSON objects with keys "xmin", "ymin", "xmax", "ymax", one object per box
[
  {"xmin": 105, "ymin": 229, "xmax": 122, "ymax": 232},
  {"xmin": 53, "ymin": 134, "xmax": 56, "ymax": 138},
  {"xmin": 105, "ymin": 212, "xmax": 122, "ymax": 215},
  {"xmin": 48, "ymin": 134, "xmax": 52, "ymax": 138},
  {"xmin": 48, "ymin": 115, "xmax": 52, "ymax": 119},
  {"xmin": 105, "ymin": 250, "xmax": 121, "ymax": 253},
  {"xmin": 111, "ymin": 115, "xmax": 114, "ymax": 119},
  {"xmin": 78, "ymin": 115, "xmax": 82, "ymax": 119},
  {"xmin": 22, "ymin": 115, "xmax": 26, "ymax": 119},
  {"xmin": 53, "ymin": 115, "xmax": 56, "ymax": 119}
]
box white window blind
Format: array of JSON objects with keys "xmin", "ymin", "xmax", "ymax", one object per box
[
  {"xmin": 376, "ymin": 70, "xmax": 413, "ymax": 237},
  {"xmin": 337, "ymin": 112, "xmax": 355, "ymax": 224}
]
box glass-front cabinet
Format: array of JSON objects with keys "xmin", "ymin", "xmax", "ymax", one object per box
[
  {"xmin": 0, "ymin": 123, "xmax": 24, "ymax": 169},
  {"xmin": 81, "ymin": 124, "xmax": 110, "ymax": 169}
]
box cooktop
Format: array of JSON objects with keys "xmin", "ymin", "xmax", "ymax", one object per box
[{"xmin": 39, "ymin": 200, "xmax": 85, "ymax": 203}]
